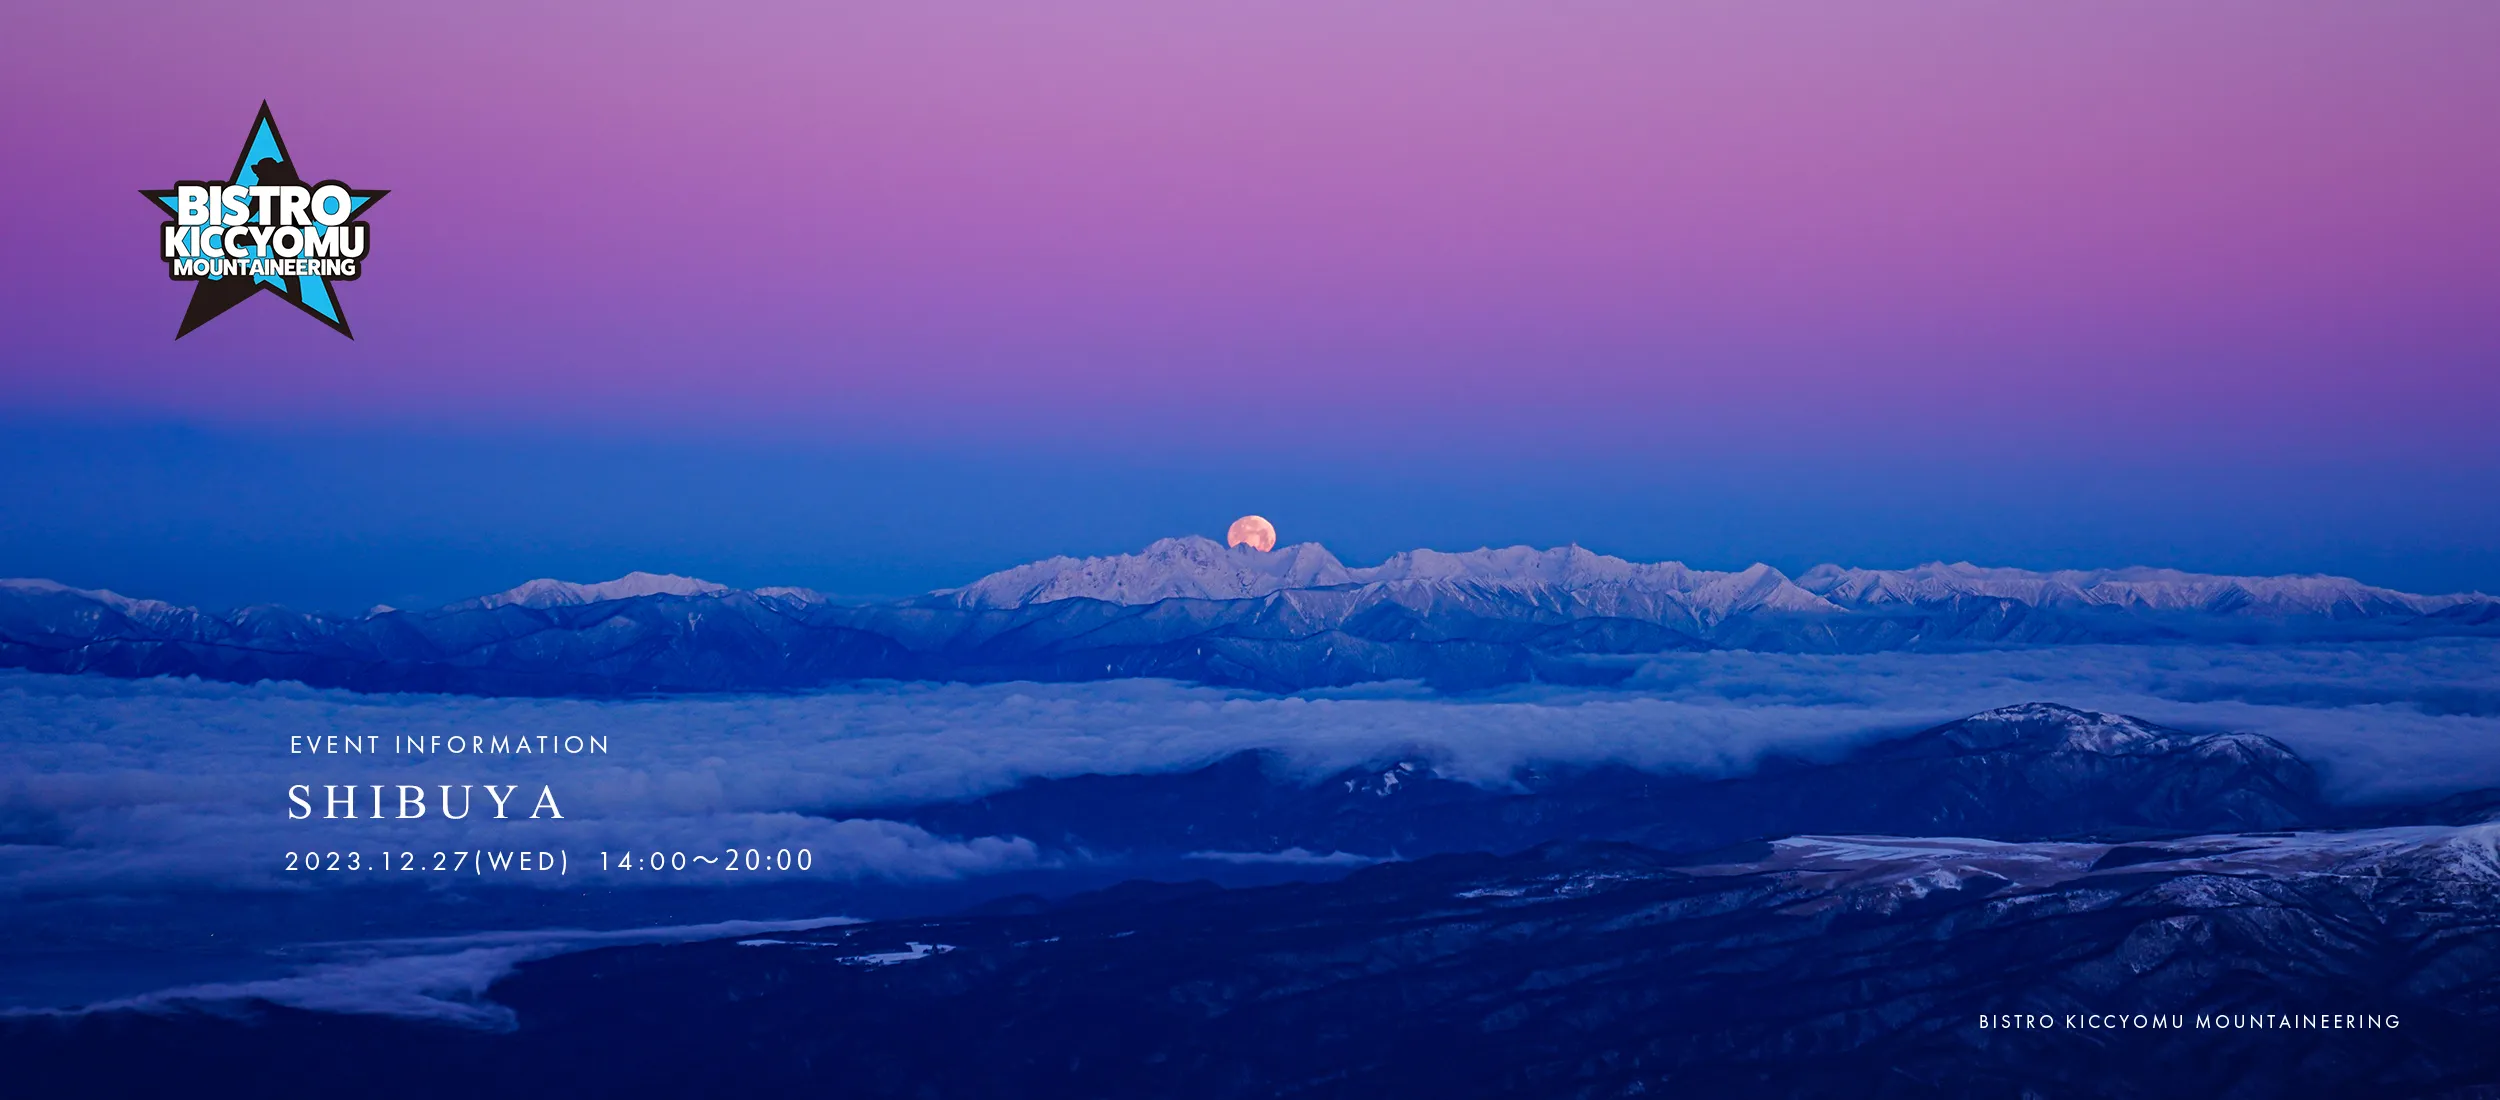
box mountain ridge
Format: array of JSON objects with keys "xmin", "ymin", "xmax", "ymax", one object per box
[
  {"xmin": 8, "ymin": 536, "xmax": 2487, "ymax": 621},
  {"xmin": 1, "ymin": 541, "xmax": 2493, "ymax": 696},
  {"xmin": 939, "ymin": 535, "xmax": 2488, "ymax": 618},
  {"xmin": 843, "ymin": 702, "xmax": 2331, "ymax": 864}
]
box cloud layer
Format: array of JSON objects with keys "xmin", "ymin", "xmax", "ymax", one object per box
[
  {"xmin": 3, "ymin": 645, "xmax": 2496, "ymax": 1014},
  {"xmin": 4, "ymin": 640, "xmax": 2496, "ymax": 897}
]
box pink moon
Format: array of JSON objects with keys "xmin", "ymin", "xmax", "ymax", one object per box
[{"xmin": 1226, "ymin": 515, "xmax": 1277, "ymax": 552}]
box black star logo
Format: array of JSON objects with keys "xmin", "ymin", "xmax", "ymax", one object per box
[{"xmin": 142, "ymin": 103, "xmax": 387, "ymax": 338}]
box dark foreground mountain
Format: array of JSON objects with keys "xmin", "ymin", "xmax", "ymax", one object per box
[
  {"xmin": 15, "ymin": 824, "xmax": 2500, "ymax": 1098},
  {"xmin": 4, "ymin": 540, "xmax": 2494, "ymax": 695},
  {"xmin": 845, "ymin": 703, "xmax": 2332, "ymax": 865}
]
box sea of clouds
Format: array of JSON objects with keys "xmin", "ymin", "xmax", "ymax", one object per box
[
  {"xmin": 4, "ymin": 641, "xmax": 2496, "ymax": 1018},
  {"xmin": 4, "ymin": 639, "xmax": 2497, "ymax": 897}
]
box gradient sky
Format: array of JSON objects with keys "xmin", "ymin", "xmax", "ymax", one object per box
[{"xmin": 3, "ymin": 1, "xmax": 2497, "ymax": 608}]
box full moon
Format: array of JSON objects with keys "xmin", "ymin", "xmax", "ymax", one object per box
[{"xmin": 1226, "ymin": 515, "xmax": 1277, "ymax": 552}]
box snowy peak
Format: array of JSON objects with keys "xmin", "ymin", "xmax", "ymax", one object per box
[
  {"xmin": 1357, "ymin": 544, "xmax": 1648, "ymax": 587},
  {"xmin": 752, "ymin": 586, "xmax": 831, "ymax": 604},
  {"xmin": 470, "ymin": 572, "xmax": 731, "ymax": 610},
  {"xmin": 941, "ymin": 536, "xmax": 1356, "ymax": 609},
  {"xmin": 1935, "ymin": 703, "xmax": 2185, "ymax": 756},
  {"xmin": 1685, "ymin": 562, "xmax": 1837, "ymax": 617},
  {"xmin": 0, "ymin": 578, "xmax": 187, "ymax": 620},
  {"xmin": 1906, "ymin": 702, "xmax": 2306, "ymax": 772}
]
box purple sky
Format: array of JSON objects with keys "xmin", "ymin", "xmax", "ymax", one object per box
[{"xmin": 3, "ymin": 2, "xmax": 2497, "ymax": 605}]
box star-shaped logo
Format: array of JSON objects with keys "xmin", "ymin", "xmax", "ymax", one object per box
[{"xmin": 143, "ymin": 103, "xmax": 386, "ymax": 339}]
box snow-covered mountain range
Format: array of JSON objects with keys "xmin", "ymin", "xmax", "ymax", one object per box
[
  {"xmin": 944, "ymin": 535, "xmax": 2482, "ymax": 621},
  {"xmin": 1, "ymin": 539, "xmax": 2493, "ymax": 696},
  {"xmin": 941, "ymin": 537, "xmax": 1839, "ymax": 622}
]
